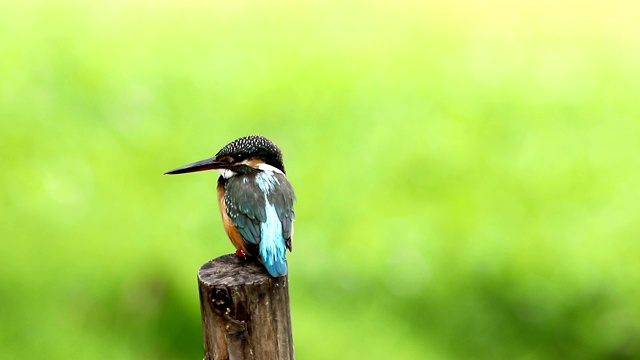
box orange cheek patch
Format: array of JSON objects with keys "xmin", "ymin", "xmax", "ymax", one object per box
[{"xmin": 240, "ymin": 158, "xmax": 265, "ymax": 168}]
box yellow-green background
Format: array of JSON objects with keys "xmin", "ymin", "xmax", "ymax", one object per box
[{"xmin": 2, "ymin": 1, "xmax": 639, "ymax": 359}]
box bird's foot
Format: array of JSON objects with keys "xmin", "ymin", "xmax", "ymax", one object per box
[{"xmin": 234, "ymin": 249, "xmax": 249, "ymax": 267}]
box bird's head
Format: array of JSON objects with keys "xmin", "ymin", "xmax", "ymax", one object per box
[{"xmin": 164, "ymin": 135, "xmax": 286, "ymax": 178}]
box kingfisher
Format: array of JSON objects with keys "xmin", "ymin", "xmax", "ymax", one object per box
[{"xmin": 165, "ymin": 135, "xmax": 296, "ymax": 277}]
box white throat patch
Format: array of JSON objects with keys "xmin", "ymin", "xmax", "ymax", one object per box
[{"xmin": 216, "ymin": 168, "xmax": 236, "ymax": 179}]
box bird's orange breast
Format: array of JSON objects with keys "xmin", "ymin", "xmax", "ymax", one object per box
[{"xmin": 217, "ymin": 183, "xmax": 250, "ymax": 255}]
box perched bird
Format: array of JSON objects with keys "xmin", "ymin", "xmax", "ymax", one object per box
[{"xmin": 165, "ymin": 135, "xmax": 296, "ymax": 277}]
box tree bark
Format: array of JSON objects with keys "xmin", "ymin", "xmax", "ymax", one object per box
[{"xmin": 198, "ymin": 254, "xmax": 294, "ymax": 360}]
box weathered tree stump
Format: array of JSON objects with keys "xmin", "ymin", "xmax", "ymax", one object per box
[{"xmin": 198, "ymin": 254, "xmax": 294, "ymax": 360}]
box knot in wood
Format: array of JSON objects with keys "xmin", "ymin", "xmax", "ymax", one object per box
[{"xmin": 211, "ymin": 287, "xmax": 232, "ymax": 313}]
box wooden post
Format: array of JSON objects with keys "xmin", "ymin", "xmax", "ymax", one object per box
[{"xmin": 198, "ymin": 254, "xmax": 294, "ymax": 360}]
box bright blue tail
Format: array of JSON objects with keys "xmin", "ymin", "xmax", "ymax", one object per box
[
  {"xmin": 259, "ymin": 202, "xmax": 288, "ymax": 277},
  {"xmin": 260, "ymin": 240, "xmax": 288, "ymax": 276}
]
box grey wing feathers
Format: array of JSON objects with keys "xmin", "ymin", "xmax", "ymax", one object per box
[
  {"xmin": 269, "ymin": 173, "xmax": 296, "ymax": 250},
  {"xmin": 225, "ymin": 177, "xmax": 264, "ymax": 245},
  {"xmin": 225, "ymin": 172, "xmax": 296, "ymax": 250}
]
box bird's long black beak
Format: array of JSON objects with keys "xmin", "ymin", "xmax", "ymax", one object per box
[{"xmin": 164, "ymin": 157, "xmax": 227, "ymax": 175}]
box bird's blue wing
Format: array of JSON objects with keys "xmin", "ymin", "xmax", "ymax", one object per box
[
  {"xmin": 224, "ymin": 176, "xmax": 265, "ymax": 246},
  {"xmin": 268, "ymin": 172, "xmax": 296, "ymax": 250}
]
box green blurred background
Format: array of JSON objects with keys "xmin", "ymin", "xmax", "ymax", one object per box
[{"xmin": 2, "ymin": 0, "xmax": 639, "ymax": 359}]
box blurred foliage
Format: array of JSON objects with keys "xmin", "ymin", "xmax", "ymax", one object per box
[{"xmin": 1, "ymin": 0, "xmax": 639, "ymax": 359}]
